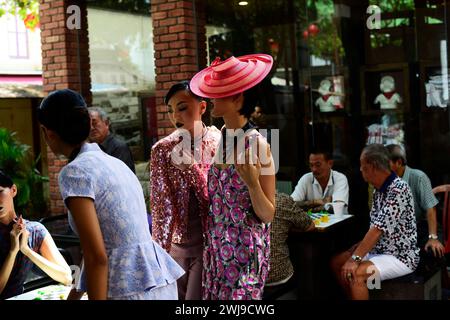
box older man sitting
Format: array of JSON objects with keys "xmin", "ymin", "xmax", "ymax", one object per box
[
  {"xmin": 386, "ymin": 144, "xmax": 444, "ymax": 258},
  {"xmin": 330, "ymin": 144, "xmax": 419, "ymax": 300}
]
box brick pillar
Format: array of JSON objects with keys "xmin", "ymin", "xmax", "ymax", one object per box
[
  {"xmin": 39, "ymin": 0, "xmax": 92, "ymax": 214},
  {"xmin": 151, "ymin": 0, "xmax": 207, "ymax": 139}
]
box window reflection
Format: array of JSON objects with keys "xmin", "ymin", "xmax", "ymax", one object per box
[
  {"xmin": 87, "ymin": 5, "xmax": 153, "ymax": 161},
  {"xmin": 204, "ymin": 0, "xmax": 450, "ymax": 213}
]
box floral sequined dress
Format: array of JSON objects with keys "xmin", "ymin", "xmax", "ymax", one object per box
[{"xmin": 202, "ymin": 131, "xmax": 271, "ymax": 300}]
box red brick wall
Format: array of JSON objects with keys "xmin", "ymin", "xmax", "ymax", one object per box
[
  {"xmin": 151, "ymin": 0, "xmax": 207, "ymax": 139},
  {"xmin": 39, "ymin": 0, "xmax": 92, "ymax": 214}
]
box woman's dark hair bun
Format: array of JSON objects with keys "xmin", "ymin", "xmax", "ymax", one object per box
[
  {"xmin": 38, "ymin": 89, "xmax": 91, "ymax": 145},
  {"xmin": 0, "ymin": 170, "xmax": 14, "ymax": 188}
]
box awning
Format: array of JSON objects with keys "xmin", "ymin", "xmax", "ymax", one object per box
[{"xmin": 0, "ymin": 75, "xmax": 44, "ymax": 98}]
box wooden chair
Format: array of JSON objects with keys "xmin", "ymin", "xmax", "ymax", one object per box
[{"xmin": 432, "ymin": 185, "xmax": 450, "ymax": 254}]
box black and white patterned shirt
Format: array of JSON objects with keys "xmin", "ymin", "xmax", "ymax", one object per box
[{"xmin": 369, "ymin": 172, "xmax": 420, "ymax": 271}]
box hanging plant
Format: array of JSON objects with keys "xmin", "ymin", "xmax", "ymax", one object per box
[{"xmin": 0, "ymin": 0, "xmax": 40, "ymax": 30}]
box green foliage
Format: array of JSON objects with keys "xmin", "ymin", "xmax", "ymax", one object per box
[
  {"xmin": 88, "ymin": 0, "xmax": 150, "ymax": 15},
  {"xmin": 0, "ymin": 128, "xmax": 48, "ymax": 219},
  {"xmin": 298, "ymin": 0, "xmax": 345, "ymax": 64},
  {"xmin": 370, "ymin": 33, "xmax": 403, "ymax": 49},
  {"xmin": 369, "ymin": 0, "xmax": 415, "ymax": 12},
  {"xmin": 306, "ymin": 18, "xmax": 345, "ymax": 61},
  {"xmin": 367, "ymin": 1, "xmax": 415, "ymax": 49}
]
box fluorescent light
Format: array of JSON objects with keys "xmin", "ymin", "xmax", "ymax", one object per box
[{"xmin": 238, "ymin": 1, "xmax": 249, "ymax": 6}]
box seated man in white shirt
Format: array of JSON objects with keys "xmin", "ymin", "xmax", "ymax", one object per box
[{"xmin": 291, "ymin": 149, "xmax": 349, "ymax": 211}]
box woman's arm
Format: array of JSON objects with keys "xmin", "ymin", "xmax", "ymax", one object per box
[
  {"xmin": 66, "ymin": 197, "xmax": 108, "ymax": 300},
  {"xmin": 0, "ymin": 224, "xmax": 22, "ymax": 295},
  {"xmin": 235, "ymin": 139, "xmax": 275, "ymax": 223},
  {"xmin": 20, "ymin": 231, "xmax": 72, "ymax": 286},
  {"xmin": 150, "ymin": 145, "xmax": 177, "ymax": 251},
  {"xmin": 248, "ymin": 172, "xmax": 275, "ymax": 223}
]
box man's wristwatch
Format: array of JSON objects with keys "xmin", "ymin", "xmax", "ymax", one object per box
[
  {"xmin": 428, "ymin": 234, "xmax": 438, "ymax": 240},
  {"xmin": 351, "ymin": 255, "xmax": 362, "ymax": 263}
]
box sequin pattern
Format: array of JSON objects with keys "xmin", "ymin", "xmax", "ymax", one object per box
[{"xmin": 150, "ymin": 126, "xmax": 221, "ymax": 252}]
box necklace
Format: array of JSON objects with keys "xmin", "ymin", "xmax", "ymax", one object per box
[{"xmin": 190, "ymin": 122, "xmax": 207, "ymax": 150}]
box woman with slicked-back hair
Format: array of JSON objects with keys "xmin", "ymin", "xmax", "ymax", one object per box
[{"xmin": 150, "ymin": 80, "xmax": 221, "ymax": 300}]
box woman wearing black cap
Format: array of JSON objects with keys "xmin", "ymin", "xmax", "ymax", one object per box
[
  {"xmin": 37, "ymin": 89, "xmax": 184, "ymax": 300},
  {"xmin": 0, "ymin": 170, "xmax": 72, "ymax": 299}
]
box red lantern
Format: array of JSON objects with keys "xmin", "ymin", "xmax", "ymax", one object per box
[
  {"xmin": 270, "ymin": 42, "xmax": 279, "ymax": 52},
  {"xmin": 308, "ymin": 24, "xmax": 319, "ymax": 36},
  {"xmin": 302, "ymin": 30, "xmax": 309, "ymax": 40}
]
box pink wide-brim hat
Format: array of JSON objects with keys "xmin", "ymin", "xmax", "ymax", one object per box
[{"xmin": 190, "ymin": 53, "xmax": 273, "ymax": 98}]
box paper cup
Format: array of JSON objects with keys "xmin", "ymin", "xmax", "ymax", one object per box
[{"xmin": 332, "ymin": 202, "xmax": 345, "ymax": 217}]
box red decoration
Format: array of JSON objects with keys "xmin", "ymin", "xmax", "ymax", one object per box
[
  {"xmin": 24, "ymin": 13, "xmax": 34, "ymax": 25},
  {"xmin": 302, "ymin": 30, "xmax": 309, "ymax": 40},
  {"xmin": 270, "ymin": 42, "xmax": 279, "ymax": 52},
  {"xmin": 308, "ymin": 23, "xmax": 319, "ymax": 36},
  {"xmin": 23, "ymin": 13, "xmax": 39, "ymax": 30}
]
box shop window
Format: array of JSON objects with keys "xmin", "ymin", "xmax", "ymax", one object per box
[
  {"xmin": 88, "ymin": 3, "xmax": 154, "ymax": 161},
  {"xmin": 204, "ymin": 0, "xmax": 450, "ymax": 196},
  {"xmin": 7, "ymin": 16, "xmax": 29, "ymax": 59}
]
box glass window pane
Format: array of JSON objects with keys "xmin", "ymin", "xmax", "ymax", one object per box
[
  {"xmin": 8, "ymin": 33, "xmax": 18, "ymax": 57},
  {"xmin": 204, "ymin": 0, "xmax": 450, "ymax": 221},
  {"xmin": 88, "ymin": 4, "xmax": 153, "ymax": 161},
  {"xmin": 17, "ymin": 33, "xmax": 28, "ymax": 57}
]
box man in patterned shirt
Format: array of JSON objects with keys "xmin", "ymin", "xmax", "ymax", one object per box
[
  {"xmin": 331, "ymin": 144, "xmax": 419, "ymax": 300},
  {"xmin": 386, "ymin": 144, "xmax": 444, "ymax": 258},
  {"xmin": 266, "ymin": 193, "xmax": 315, "ymax": 287}
]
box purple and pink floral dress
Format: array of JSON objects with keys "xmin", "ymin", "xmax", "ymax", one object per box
[{"xmin": 202, "ymin": 130, "xmax": 271, "ymax": 300}]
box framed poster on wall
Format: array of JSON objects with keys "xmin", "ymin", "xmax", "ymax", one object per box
[
  {"xmin": 360, "ymin": 63, "xmax": 409, "ymax": 115},
  {"xmin": 306, "ymin": 65, "xmax": 350, "ymax": 115}
]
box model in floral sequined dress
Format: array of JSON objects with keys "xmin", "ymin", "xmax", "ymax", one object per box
[
  {"xmin": 150, "ymin": 81, "xmax": 221, "ymax": 300},
  {"xmin": 190, "ymin": 54, "xmax": 276, "ymax": 300}
]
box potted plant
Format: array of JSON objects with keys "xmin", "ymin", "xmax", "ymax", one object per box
[{"xmin": 0, "ymin": 128, "xmax": 48, "ymax": 219}]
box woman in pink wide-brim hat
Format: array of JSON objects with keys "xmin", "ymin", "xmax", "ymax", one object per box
[{"xmin": 190, "ymin": 54, "xmax": 276, "ymax": 300}]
